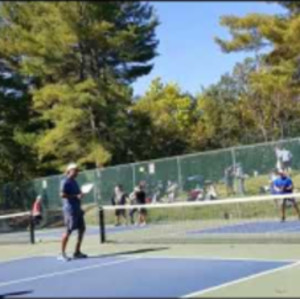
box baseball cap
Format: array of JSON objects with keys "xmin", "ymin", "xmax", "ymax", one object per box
[{"xmin": 66, "ymin": 163, "xmax": 78, "ymax": 173}]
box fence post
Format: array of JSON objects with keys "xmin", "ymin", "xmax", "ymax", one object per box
[
  {"xmin": 94, "ymin": 168, "xmax": 101, "ymax": 205},
  {"xmin": 230, "ymin": 147, "xmax": 236, "ymax": 196},
  {"xmin": 132, "ymin": 163, "xmax": 136, "ymax": 190},
  {"xmin": 231, "ymin": 147, "xmax": 236, "ymax": 169},
  {"xmin": 177, "ymin": 156, "xmax": 183, "ymax": 193}
]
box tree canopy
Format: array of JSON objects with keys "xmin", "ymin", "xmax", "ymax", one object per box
[
  {"xmin": 0, "ymin": 1, "xmax": 300, "ymax": 187},
  {"xmin": 0, "ymin": 2, "xmax": 159, "ymax": 173}
]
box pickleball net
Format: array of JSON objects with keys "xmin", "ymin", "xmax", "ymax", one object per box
[
  {"xmin": 99, "ymin": 193, "xmax": 300, "ymax": 244},
  {"xmin": 0, "ymin": 211, "xmax": 35, "ymax": 245}
]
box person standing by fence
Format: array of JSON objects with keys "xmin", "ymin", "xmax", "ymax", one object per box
[
  {"xmin": 235, "ymin": 163, "xmax": 246, "ymax": 195},
  {"xmin": 281, "ymin": 148, "xmax": 292, "ymax": 174},
  {"xmin": 135, "ymin": 181, "xmax": 147, "ymax": 226},
  {"xmin": 128, "ymin": 187, "xmax": 138, "ymax": 224},
  {"xmin": 111, "ymin": 184, "xmax": 127, "ymax": 226},
  {"xmin": 224, "ymin": 166, "xmax": 235, "ymax": 196}
]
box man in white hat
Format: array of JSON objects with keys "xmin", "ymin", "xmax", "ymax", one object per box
[{"xmin": 58, "ymin": 163, "xmax": 87, "ymax": 261}]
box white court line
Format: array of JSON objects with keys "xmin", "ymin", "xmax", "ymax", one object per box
[
  {"xmin": 0, "ymin": 250, "xmax": 61, "ymax": 265},
  {"xmin": 130, "ymin": 255, "xmax": 299, "ymax": 263},
  {"xmin": 181, "ymin": 260, "xmax": 300, "ymax": 298},
  {"xmin": 3, "ymin": 253, "xmax": 296, "ymax": 265},
  {"xmin": 0, "ymin": 239, "xmax": 138, "ymax": 265},
  {"xmin": 0, "ymin": 256, "xmax": 140, "ymax": 288},
  {"xmin": 0, "ymin": 231, "xmax": 102, "ymax": 265},
  {"xmin": 0, "ymin": 249, "xmax": 67, "ymax": 265}
]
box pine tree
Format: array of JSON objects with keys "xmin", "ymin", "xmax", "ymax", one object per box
[
  {"xmin": 0, "ymin": 59, "xmax": 36, "ymax": 184},
  {"xmin": 0, "ymin": 2, "xmax": 159, "ymax": 170}
]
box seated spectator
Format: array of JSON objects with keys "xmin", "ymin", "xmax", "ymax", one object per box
[
  {"xmin": 166, "ymin": 181, "xmax": 178, "ymax": 203},
  {"xmin": 204, "ymin": 181, "xmax": 218, "ymax": 200}
]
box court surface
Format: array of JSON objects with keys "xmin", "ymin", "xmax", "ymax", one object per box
[
  {"xmin": 1, "ymin": 221, "xmax": 300, "ymax": 297},
  {"xmin": 0, "ymin": 254, "xmax": 296, "ymax": 298},
  {"xmin": 189, "ymin": 219, "xmax": 300, "ymax": 235}
]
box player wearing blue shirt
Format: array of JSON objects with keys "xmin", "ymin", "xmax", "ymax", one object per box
[
  {"xmin": 58, "ymin": 163, "xmax": 87, "ymax": 261},
  {"xmin": 273, "ymin": 169, "xmax": 300, "ymax": 222}
]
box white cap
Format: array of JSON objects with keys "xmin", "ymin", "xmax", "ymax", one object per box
[
  {"xmin": 66, "ymin": 163, "xmax": 78, "ymax": 172},
  {"xmin": 277, "ymin": 168, "xmax": 284, "ymax": 173}
]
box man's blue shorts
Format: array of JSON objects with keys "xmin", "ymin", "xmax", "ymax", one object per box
[{"xmin": 63, "ymin": 208, "xmax": 85, "ymax": 233}]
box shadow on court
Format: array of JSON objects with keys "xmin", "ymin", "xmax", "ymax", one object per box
[
  {"xmin": 0, "ymin": 290, "xmax": 33, "ymax": 298},
  {"xmin": 86, "ymin": 246, "xmax": 169, "ymax": 259}
]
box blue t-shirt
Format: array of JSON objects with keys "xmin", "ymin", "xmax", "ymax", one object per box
[
  {"xmin": 273, "ymin": 176, "xmax": 293, "ymax": 194},
  {"xmin": 60, "ymin": 177, "xmax": 81, "ymax": 210}
]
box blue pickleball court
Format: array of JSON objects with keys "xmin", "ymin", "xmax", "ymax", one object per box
[{"xmin": 0, "ymin": 254, "xmax": 292, "ymax": 298}]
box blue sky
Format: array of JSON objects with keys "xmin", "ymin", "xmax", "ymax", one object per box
[{"xmin": 132, "ymin": 1, "xmax": 286, "ymax": 96}]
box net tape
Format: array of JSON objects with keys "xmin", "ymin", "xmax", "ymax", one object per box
[{"xmin": 101, "ymin": 192, "xmax": 300, "ymax": 211}]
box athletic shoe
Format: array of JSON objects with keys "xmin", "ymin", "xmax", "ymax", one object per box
[
  {"xmin": 57, "ymin": 254, "xmax": 70, "ymax": 262},
  {"xmin": 73, "ymin": 251, "xmax": 88, "ymax": 259}
]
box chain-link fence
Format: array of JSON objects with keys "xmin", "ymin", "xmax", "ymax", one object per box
[{"xmin": 2, "ymin": 137, "xmax": 300, "ymax": 212}]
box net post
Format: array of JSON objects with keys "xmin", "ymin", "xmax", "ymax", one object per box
[
  {"xmin": 99, "ymin": 207, "xmax": 106, "ymax": 243},
  {"xmin": 29, "ymin": 214, "xmax": 35, "ymax": 244}
]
